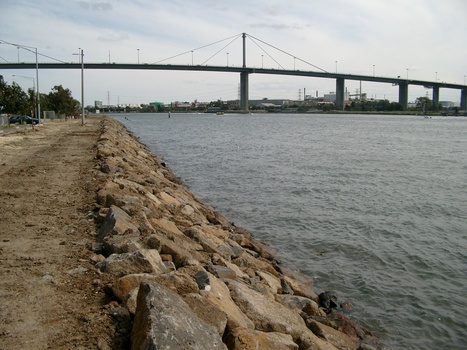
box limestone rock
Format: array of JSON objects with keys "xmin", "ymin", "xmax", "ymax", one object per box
[
  {"xmin": 97, "ymin": 205, "xmax": 139, "ymax": 242},
  {"xmin": 144, "ymin": 232, "xmax": 205, "ymax": 267},
  {"xmin": 281, "ymin": 267, "xmax": 317, "ymax": 300},
  {"xmin": 154, "ymin": 269, "xmax": 200, "ymax": 296},
  {"xmin": 256, "ymin": 270, "xmax": 282, "ymax": 294},
  {"xmin": 296, "ymin": 328, "xmax": 340, "ymax": 350},
  {"xmin": 184, "ymin": 226, "xmax": 235, "ymax": 259},
  {"xmin": 131, "ymin": 281, "xmax": 227, "ymax": 350},
  {"xmin": 103, "ymin": 234, "xmax": 143, "ymax": 255},
  {"xmin": 227, "ymin": 279, "xmax": 304, "ymax": 337},
  {"xmin": 96, "ymin": 249, "xmax": 166, "ymax": 277},
  {"xmin": 112, "ymin": 273, "xmax": 158, "ymax": 302},
  {"xmin": 183, "ymin": 293, "xmax": 228, "ymax": 337},
  {"xmin": 307, "ymin": 319, "xmax": 358, "ymax": 350},
  {"xmin": 203, "ymin": 273, "xmax": 254, "ymax": 330},
  {"xmin": 207, "ymin": 264, "xmax": 237, "ymax": 280},
  {"xmin": 276, "ymin": 294, "xmax": 326, "ymax": 317},
  {"xmin": 224, "ymin": 327, "xmax": 299, "ymax": 350}
]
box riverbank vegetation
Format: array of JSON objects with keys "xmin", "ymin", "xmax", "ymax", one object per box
[{"xmin": 0, "ymin": 75, "xmax": 80, "ymax": 118}]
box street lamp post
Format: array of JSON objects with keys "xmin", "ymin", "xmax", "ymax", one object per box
[
  {"xmin": 74, "ymin": 48, "xmax": 85, "ymax": 125},
  {"xmin": 12, "ymin": 74, "xmax": 36, "ymax": 118},
  {"xmin": 373, "ymin": 65, "xmax": 375, "ymax": 77},
  {"xmin": 335, "ymin": 60, "xmax": 337, "ymax": 73},
  {"xmin": 80, "ymin": 49, "xmax": 85, "ymax": 125},
  {"xmin": 227, "ymin": 52, "xmax": 229, "ymax": 66},
  {"xmin": 261, "ymin": 55, "xmax": 264, "ymax": 68},
  {"xmin": 137, "ymin": 48, "xmax": 140, "ymax": 64}
]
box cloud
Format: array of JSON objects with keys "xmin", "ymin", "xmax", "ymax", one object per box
[
  {"xmin": 250, "ymin": 23, "xmax": 306, "ymax": 30},
  {"xmin": 77, "ymin": 1, "xmax": 113, "ymax": 11},
  {"xmin": 97, "ymin": 33, "xmax": 130, "ymax": 42}
]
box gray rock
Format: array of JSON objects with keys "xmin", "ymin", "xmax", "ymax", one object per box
[
  {"xmin": 132, "ymin": 281, "xmax": 227, "ymax": 350},
  {"xmin": 97, "ymin": 205, "xmax": 139, "ymax": 242},
  {"xmin": 195, "ymin": 271, "xmax": 211, "ymax": 291},
  {"xmin": 96, "ymin": 249, "xmax": 166, "ymax": 277},
  {"xmin": 207, "ymin": 265, "xmax": 237, "ymax": 280}
]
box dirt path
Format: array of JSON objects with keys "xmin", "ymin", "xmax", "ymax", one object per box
[{"xmin": 0, "ymin": 117, "xmax": 120, "ymax": 349}]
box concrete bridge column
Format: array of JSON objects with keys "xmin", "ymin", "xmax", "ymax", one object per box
[
  {"xmin": 432, "ymin": 86, "xmax": 439, "ymax": 108},
  {"xmin": 335, "ymin": 78, "xmax": 345, "ymax": 110},
  {"xmin": 240, "ymin": 72, "xmax": 249, "ymax": 112},
  {"xmin": 461, "ymin": 89, "xmax": 467, "ymax": 111},
  {"xmin": 398, "ymin": 83, "xmax": 408, "ymax": 109}
]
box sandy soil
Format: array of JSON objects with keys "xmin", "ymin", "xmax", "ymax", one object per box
[{"xmin": 0, "ymin": 117, "xmax": 124, "ymax": 349}]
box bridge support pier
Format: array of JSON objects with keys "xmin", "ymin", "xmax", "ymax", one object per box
[
  {"xmin": 432, "ymin": 86, "xmax": 439, "ymax": 109},
  {"xmin": 461, "ymin": 89, "xmax": 467, "ymax": 111},
  {"xmin": 240, "ymin": 72, "xmax": 249, "ymax": 112},
  {"xmin": 335, "ymin": 78, "xmax": 345, "ymax": 110},
  {"xmin": 398, "ymin": 83, "xmax": 408, "ymax": 109}
]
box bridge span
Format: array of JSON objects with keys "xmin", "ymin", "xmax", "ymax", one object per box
[{"xmin": 1, "ymin": 62, "xmax": 466, "ymax": 111}]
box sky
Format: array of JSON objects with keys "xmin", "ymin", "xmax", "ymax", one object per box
[{"xmin": 1, "ymin": 0, "xmax": 466, "ymax": 107}]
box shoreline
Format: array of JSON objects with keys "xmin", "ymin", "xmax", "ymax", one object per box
[
  {"xmin": 0, "ymin": 116, "xmax": 383, "ymax": 349},
  {"xmin": 95, "ymin": 115, "xmax": 382, "ymax": 349}
]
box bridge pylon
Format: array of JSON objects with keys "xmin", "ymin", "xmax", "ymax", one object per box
[{"xmin": 240, "ymin": 33, "xmax": 249, "ymax": 112}]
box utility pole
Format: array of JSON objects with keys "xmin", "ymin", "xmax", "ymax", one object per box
[{"xmin": 80, "ymin": 48, "xmax": 85, "ymax": 125}]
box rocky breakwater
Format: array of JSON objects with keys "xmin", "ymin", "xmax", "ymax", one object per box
[{"xmin": 92, "ymin": 116, "xmax": 382, "ymax": 350}]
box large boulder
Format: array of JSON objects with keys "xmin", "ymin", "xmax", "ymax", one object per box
[
  {"xmin": 131, "ymin": 281, "xmax": 227, "ymax": 350},
  {"xmin": 226, "ymin": 279, "xmax": 304, "ymax": 337},
  {"xmin": 306, "ymin": 319, "xmax": 358, "ymax": 350},
  {"xmin": 183, "ymin": 293, "xmax": 228, "ymax": 337},
  {"xmin": 96, "ymin": 249, "xmax": 166, "ymax": 277},
  {"xmin": 224, "ymin": 327, "xmax": 299, "ymax": 350},
  {"xmin": 97, "ymin": 205, "xmax": 140, "ymax": 242},
  {"xmin": 276, "ymin": 294, "xmax": 326, "ymax": 317},
  {"xmin": 203, "ymin": 273, "xmax": 254, "ymax": 330}
]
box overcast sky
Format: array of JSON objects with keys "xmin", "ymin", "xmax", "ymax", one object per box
[{"xmin": 1, "ymin": 0, "xmax": 466, "ymax": 106}]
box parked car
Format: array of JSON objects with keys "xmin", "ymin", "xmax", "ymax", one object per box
[
  {"xmin": 9, "ymin": 115, "xmax": 41, "ymax": 125},
  {"xmin": 8, "ymin": 115, "xmax": 23, "ymax": 124},
  {"xmin": 22, "ymin": 116, "xmax": 41, "ymax": 124}
]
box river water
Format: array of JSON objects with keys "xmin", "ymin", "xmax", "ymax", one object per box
[{"xmin": 112, "ymin": 112, "xmax": 466, "ymax": 349}]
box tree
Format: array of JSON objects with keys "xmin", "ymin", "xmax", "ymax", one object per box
[
  {"xmin": 0, "ymin": 76, "xmax": 29, "ymax": 115},
  {"xmin": 47, "ymin": 85, "xmax": 80, "ymax": 117},
  {"xmin": 415, "ymin": 97, "xmax": 432, "ymax": 113}
]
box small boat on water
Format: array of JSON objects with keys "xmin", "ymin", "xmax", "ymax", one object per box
[{"xmin": 216, "ymin": 111, "xmax": 224, "ymax": 115}]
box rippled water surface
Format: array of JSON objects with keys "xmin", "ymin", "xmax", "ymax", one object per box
[{"xmin": 113, "ymin": 113, "xmax": 466, "ymax": 349}]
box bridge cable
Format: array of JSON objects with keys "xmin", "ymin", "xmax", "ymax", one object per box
[
  {"xmin": 246, "ymin": 36, "xmax": 285, "ymax": 70},
  {"xmin": 152, "ymin": 33, "xmax": 242, "ymax": 64},
  {"xmin": 246, "ymin": 34, "xmax": 328, "ymax": 73},
  {"xmin": 199, "ymin": 35, "xmax": 241, "ymax": 66}
]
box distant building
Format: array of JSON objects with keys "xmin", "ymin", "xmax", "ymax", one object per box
[
  {"xmin": 323, "ymin": 91, "xmax": 351, "ymax": 102},
  {"xmin": 439, "ymin": 101, "xmax": 456, "ymax": 108},
  {"xmin": 171, "ymin": 101, "xmax": 192, "ymax": 109},
  {"xmin": 248, "ymin": 99, "xmax": 291, "ymax": 108}
]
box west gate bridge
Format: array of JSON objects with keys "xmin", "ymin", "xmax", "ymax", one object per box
[{"xmin": 1, "ymin": 33, "xmax": 466, "ymax": 112}]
